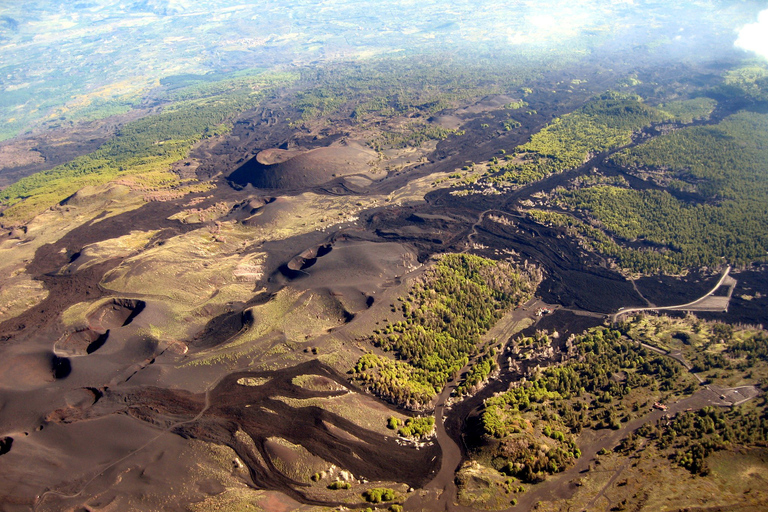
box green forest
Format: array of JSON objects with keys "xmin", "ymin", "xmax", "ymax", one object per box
[
  {"xmin": 351, "ymin": 254, "xmax": 540, "ymax": 407},
  {"xmin": 481, "ymin": 326, "xmax": 688, "ymax": 482},
  {"xmin": 489, "ymin": 92, "xmax": 672, "ymax": 186},
  {"xmin": 555, "ymin": 111, "xmax": 768, "ymax": 272},
  {"xmin": 369, "ymin": 123, "xmax": 464, "ymax": 151}
]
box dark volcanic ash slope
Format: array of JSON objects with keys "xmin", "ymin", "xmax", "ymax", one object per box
[{"xmin": 228, "ymin": 142, "xmax": 376, "ymax": 190}]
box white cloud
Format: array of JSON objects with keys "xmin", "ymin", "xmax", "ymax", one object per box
[{"xmin": 736, "ymin": 9, "xmax": 768, "ymax": 60}]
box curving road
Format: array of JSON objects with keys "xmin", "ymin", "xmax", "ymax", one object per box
[{"xmin": 612, "ymin": 266, "xmax": 736, "ymax": 323}]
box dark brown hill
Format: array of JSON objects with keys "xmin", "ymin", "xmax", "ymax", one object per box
[{"xmin": 228, "ymin": 142, "xmax": 376, "ymax": 190}]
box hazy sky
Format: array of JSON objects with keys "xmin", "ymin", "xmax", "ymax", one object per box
[
  {"xmin": 0, "ymin": 0, "xmax": 766, "ymax": 139},
  {"xmin": 736, "ymin": 8, "xmax": 768, "ymax": 60}
]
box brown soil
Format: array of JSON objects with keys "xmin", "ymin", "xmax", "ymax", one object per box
[
  {"xmin": 54, "ymin": 329, "xmax": 108, "ymax": 356},
  {"xmin": 256, "ymin": 148, "xmax": 304, "ymax": 165},
  {"xmin": 0, "ymin": 63, "xmax": 765, "ymax": 512},
  {"xmin": 228, "ymin": 142, "xmax": 376, "ymax": 190},
  {"xmin": 25, "ymin": 360, "xmax": 440, "ymax": 509},
  {"xmin": 86, "ymin": 298, "xmax": 145, "ymax": 332},
  {"xmin": 54, "ymin": 299, "xmax": 145, "ymax": 356}
]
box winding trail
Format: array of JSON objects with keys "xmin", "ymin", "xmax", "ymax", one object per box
[
  {"xmin": 629, "ymin": 277, "xmax": 655, "ymax": 307},
  {"xmin": 418, "ymin": 385, "xmax": 469, "ymax": 512}
]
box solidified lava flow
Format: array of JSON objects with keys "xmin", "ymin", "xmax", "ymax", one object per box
[{"xmin": 89, "ymin": 361, "xmax": 441, "ymax": 506}]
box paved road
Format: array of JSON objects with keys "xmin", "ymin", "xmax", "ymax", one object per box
[{"xmin": 612, "ymin": 266, "xmax": 736, "ymax": 323}]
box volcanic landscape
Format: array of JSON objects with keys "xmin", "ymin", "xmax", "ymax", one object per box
[{"xmin": 1, "ymin": 56, "xmax": 767, "ymax": 512}]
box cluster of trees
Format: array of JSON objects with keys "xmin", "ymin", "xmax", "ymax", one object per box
[
  {"xmin": 352, "ymin": 353, "xmax": 437, "ymax": 407},
  {"xmin": 396, "ymin": 416, "xmax": 435, "ymax": 438},
  {"xmin": 291, "ymin": 54, "xmax": 543, "ymax": 126},
  {"xmin": 352, "ymin": 254, "xmax": 539, "ymax": 407},
  {"xmin": 656, "ymin": 97, "xmax": 716, "ymax": 124},
  {"xmin": 369, "ymin": 123, "xmax": 464, "ymax": 151},
  {"xmin": 728, "ymin": 331, "xmax": 768, "ymax": 362},
  {"xmin": 720, "ymin": 65, "xmax": 768, "ymax": 103},
  {"xmin": 483, "ymin": 327, "xmax": 686, "ymax": 434},
  {"xmin": 489, "ymin": 92, "xmax": 671, "ymax": 186},
  {"xmin": 529, "ymin": 207, "xmax": 683, "ymax": 274},
  {"xmin": 487, "ymin": 313, "xmax": 768, "ymax": 488},
  {"xmin": 363, "ymin": 488, "xmax": 396, "ymax": 503},
  {"xmin": 475, "ymin": 312, "xmax": 768, "ymax": 490},
  {"xmin": 505, "ymin": 100, "xmax": 528, "ymax": 110},
  {"xmin": 638, "ymin": 405, "xmax": 768, "ymax": 475},
  {"xmin": 502, "ymin": 119, "xmax": 521, "ymax": 131},
  {"xmin": 481, "ymin": 325, "xmax": 693, "ymax": 482},
  {"xmin": 495, "ymin": 436, "xmax": 579, "ymax": 483},
  {"xmin": 386, "ymin": 415, "xmax": 434, "ymax": 438},
  {"xmin": 455, "ymin": 352, "xmax": 498, "ymax": 397},
  {"xmin": 613, "ymin": 111, "xmax": 768, "ymax": 200},
  {"xmin": 554, "ymin": 111, "xmax": 768, "ymax": 272}
]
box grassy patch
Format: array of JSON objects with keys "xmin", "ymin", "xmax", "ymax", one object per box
[
  {"xmin": 0, "ymin": 273, "xmax": 48, "ymax": 323},
  {"xmin": 264, "ymin": 437, "xmax": 330, "ymax": 484},
  {"xmin": 274, "ymin": 392, "xmax": 405, "ymax": 436},
  {"xmin": 236, "ymin": 377, "xmax": 271, "ymax": 387},
  {"xmin": 456, "ymin": 461, "xmax": 522, "ymax": 510},
  {"xmin": 292, "ymin": 374, "xmax": 347, "ymax": 392},
  {"xmin": 657, "ymin": 97, "xmax": 717, "ymax": 123}
]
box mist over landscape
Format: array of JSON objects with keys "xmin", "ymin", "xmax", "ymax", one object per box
[
  {"xmin": 1, "ymin": 0, "xmax": 763, "ymax": 140},
  {"xmin": 1, "ymin": 1, "xmax": 768, "ymax": 511}
]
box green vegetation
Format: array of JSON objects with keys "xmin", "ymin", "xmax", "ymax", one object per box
[
  {"xmin": 363, "ymin": 488, "xmax": 396, "ymax": 503},
  {"xmin": 455, "ymin": 352, "xmax": 498, "ymax": 397},
  {"xmin": 386, "ymin": 414, "xmax": 437, "ymax": 439},
  {"xmin": 328, "ymin": 480, "xmax": 352, "ymax": 490},
  {"xmin": 491, "ymin": 92, "xmax": 670, "ymax": 185},
  {"xmin": 657, "ymin": 97, "xmax": 717, "ymax": 123},
  {"xmin": 720, "ymin": 64, "xmax": 768, "ymax": 102},
  {"xmin": 369, "ymin": 123, "xmax": 464, "ymax": 151},
  {"xmin": 622, "ymin": 315, "xmax": 768, "ymax": 388},
  {"xmin": 294, "ymin": 88, "xmax": 347, "ymax": 123},
  {"xmin": 505, "ymin": 100, "xmax": 528, "ymax": 110},
  {"xmin": 481, "ymin": 326, "xmax": 689, "ymax": 482},
  {"xmin": 612, "ymin": 111, "xmax": 768, "ymax": 200},
  {"xmin": 622, "ymin": 317, "xmax": 768, "ymax": 480},
  {"xmin": 502, "ymin": 119, "xmax": 521, "ymax": 131},
  {"xmin": 352, "ymin": 254, "xmax": 540, "ymax": 407},
  {"xmin": 291, "ymin": 55, "xmax": 544, "ymax": 126},
  {"xmin": 638, "ymin": 404, "xmax": 768, "ymax": 476},
  {"xmin": 0, "ymin": 72, "xmax": 294, "ymax": 222},
  {"xmin": 160, "ymin": 70, "xmax": 296, "ymax": 103},
  {"xmin": 64, "ymin": 97, "xmax": 138, "ymax": 124},
  {"xmin": 475, "ymin": 313, "xmax": 768, "ymax": 494},
  {"xmin": 526, "ymin": 209, "xmax": 673, "ymax": 275},
  {"xmin": 397, "ymin": 416, "xmax": 435, "ymax": 439},
  {"xmin": 556, "ymin": 111, "xmax": 768, "ymax": 272},
  {"xmin": 352, "ymin": 353, "xmax": 439, "ymax": 406}
]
